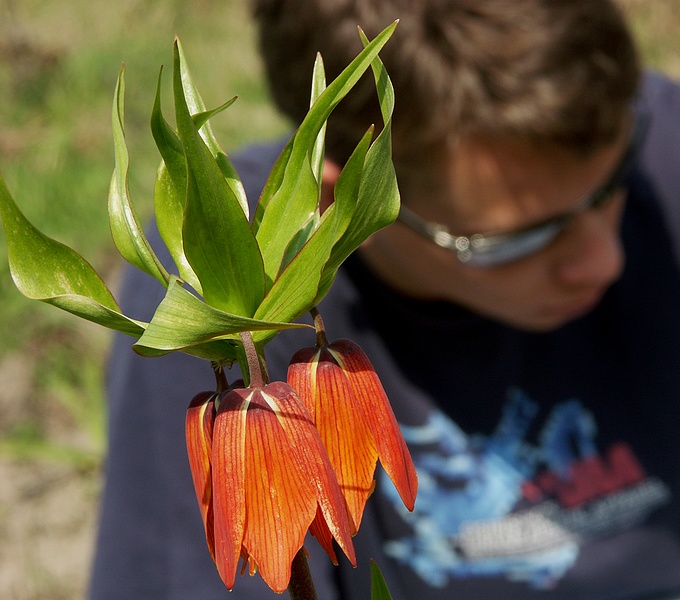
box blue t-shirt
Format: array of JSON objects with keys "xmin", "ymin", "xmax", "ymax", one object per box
[{"xmin": 89, "ymin": 72, "xmax": 680, "ymax": 600}]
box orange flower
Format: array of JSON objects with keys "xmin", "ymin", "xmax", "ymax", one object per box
[
  {"xmin": 185, "ymin": 391, "xmax": 217, "ymax": 560},
  {"xmin": 288, "ymin": 337, "xmax": 418, "ymax": 561},
  {"xmin": 186, "ymin": 380, "xmax": 356, "ymax": 593}
]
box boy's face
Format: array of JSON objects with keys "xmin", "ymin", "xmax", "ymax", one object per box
[{"xmin": 358, "ymin": 128, "xmax": 630, "ymax": 331}]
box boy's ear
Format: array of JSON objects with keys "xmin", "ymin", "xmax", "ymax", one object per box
[{"xmin": 320, "ymin": 159, "xmax": 342, "ymax": 212}]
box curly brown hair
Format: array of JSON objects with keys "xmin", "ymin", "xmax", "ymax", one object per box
[{"xmin": 253, "ymin": 0, "xmax": 639, "ymax": 173}]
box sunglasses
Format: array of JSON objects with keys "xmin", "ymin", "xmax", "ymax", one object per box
[{"xmin": 397, "ymin": 112, "xmax": 649, "ymax": 267}]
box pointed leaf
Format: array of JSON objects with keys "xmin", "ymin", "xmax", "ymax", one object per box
[
  {"xmin": 0, "ymin": 174, "xmax": 145, "ymax": 337},
  {"xmin": 109, "ymin": 65, "xmax": 169, "ymax": 287},
  {"xmin": 133, "ymin": 277, "xmax": 308, "ymax": 358},
  {"xmin": 253, "ymin": 204, "xmax": 339, "ymax": 327},
  {"xmin": 151, "ymin": 68, "xmax": 203, "ymax": 293},
  {"xmin": 192, "ymin": 96, "xmax": 237, "ymax": 131},
  {"xmin": 309, "ymin": 53, "xmax": 328, "ymax": 196},
  {"xmin": 173, "ymin": 41, "xmax": 265, "ymax": 316},
  {"xmin": 370, "ymin": 560, "xmax": 394, "ymax": 600},
  {"xmin": 253, "ymin": 126, "xmax": 373, "ymax": 328},
  {"xmin": 254, "ymin": 22, "xmax": 398, "ymax": 285},
  {"xmin": 176, "ymin": 39, "xmax": 249, "ymax": 218},
  {"xmin": 318, "ymin": 32, "xmax": 400, "ymax": 300}
]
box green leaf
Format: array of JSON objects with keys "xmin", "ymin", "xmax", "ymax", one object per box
[
  {"xmin": 309, "ymin": 53, "xmax": 328, "ymax": 196},
  {"xmin": 151, "ymin": 67, "xmax": 203, "ymax": 293},
  {"xmin": 109, "ymin": 65, "xmax": 170, "ymax": 287},
  {"xmin": 133, "ymin": 277, "xmax": 309, "ymax": 358},
  {"xmin": 176, "ymin": 39, "xmax": 249, "ymax": 219},
  {"xmin": 274, "ymin": 54, "xmax": 328, "ymax": 273},
  {"xmin": 151, "ymin": 68, "xmax": 239, "ymax": 295},
  {"xmin": 192, "ymin": 97, "xmax": 238, "ymax": 131},
  {"xmin": 0, "ymin": 174, "xmax": 145, "ymax": 337},
  {"xmin": 370, "ymin": 560, "xmax": 394, "ymax": 600},
  {"xmin": 253, "ymin": 21, "xmax": 398, "ymax": 287},
  {"xmin": 254, "ymin": 200, "xmax": 341, "ymax": 327},
  {"xmin": 173, "ymin": 39, "xmax": 266, "ymax": 316},
  {"xmin": 254, "ymin": 125, "xmax": 374, "ymax": 326},
  {"xmin": 317, "ymin": 29, "xmax": 400, "ymax": 300}
]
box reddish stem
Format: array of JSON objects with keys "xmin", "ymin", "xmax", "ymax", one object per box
[
  {"xmin": 239, "ymin": 331, "xmax": 267, "ymax": 387},
  {"xmin": 310, "ymin": 307, "xmax": 329, "ymax": 348},
  {"xmin": 211, "ymin": 362, "xmax": 229, "ymax": 392},
  {"xmin": 287, "ymin": 548, "xmax": 318, "ymax": 600}
]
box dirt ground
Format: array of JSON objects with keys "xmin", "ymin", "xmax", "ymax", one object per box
[
  {"xmin": 0, "ymin": 349, "xmax": 101, "ymax": 600},
  {"xmin": 0, "ymin": 459, "xmax": 98, "ymax": 600}
]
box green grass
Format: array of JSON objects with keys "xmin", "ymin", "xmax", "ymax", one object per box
[{"xmin": 0, "ymin": 0, "xmax": 678, "ymax": 467}]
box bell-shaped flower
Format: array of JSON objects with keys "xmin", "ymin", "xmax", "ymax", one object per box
[
  {"xmin": 185, "ymin": 390, "xmax": 217, "ymax": 560},
  {"xmin": 202, "ymin": 380, "xmax": 356, "ymax": 593},
  {"xmin": 288, "ymin": 337, "xmax": 418, "ymax": 561}
]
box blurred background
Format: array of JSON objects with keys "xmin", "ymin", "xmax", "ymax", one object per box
[{"xmin": 0, "ymin": 0, "xmax": 678, "ymax": 598}]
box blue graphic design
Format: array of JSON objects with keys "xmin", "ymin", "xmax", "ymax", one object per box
[{"xmin": 381, "ymin": 388, "xmax": 669, "ymax": 589}]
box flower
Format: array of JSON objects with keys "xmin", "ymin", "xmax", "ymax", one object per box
[
  {"xmin": 288, "ymin": 337, "xmax": 418, "ymax": 561},
  {"xmin": 185, "ymin": 391, "xmax": 217, "ymax": 560},
  {"xmin": 186, "ymin": 381, "xmax": 356, "ymax": 593}
]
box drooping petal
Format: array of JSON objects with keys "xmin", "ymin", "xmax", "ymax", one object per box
[
  {"xmin": 289, "ymin": 348, "xmax": 378, "ymax": 534},
  {"xmin": 185, "ymin": 391, "xmax": 217, "ymax": 559},
  {"xmin": 211, "ymin": 388, "xmax": 249, "ymax": 589},
  {"xmin": 329, "ymin": 339, "xmax": 418, "ymax": 511},
  {"xmin": 262, "ymin": 381, "xmax": 356, "ymax": 569},
  {"xmin": 240, "ymin": 388, "xmax": 319, "ymax": 593}
]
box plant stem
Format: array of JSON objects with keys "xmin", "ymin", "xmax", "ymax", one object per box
[
  {"xmin": 288, "ymin": 548, "xmax": 318, "ymax": 600},
  {"xmin": 310, "ymin": 306, "xmax": 329, "ymax": 348},
  {"xmin": 211, "ymin": 362, "xmax": 229, "ymax": 392},
  {"xmin": 239, "ymin": 331, "xmax": 267, "ymax": 387}
]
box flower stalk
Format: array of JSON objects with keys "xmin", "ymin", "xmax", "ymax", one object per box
[{"xmin": 288, "ymin": 548, "xmax": 319, "ymax": 600}]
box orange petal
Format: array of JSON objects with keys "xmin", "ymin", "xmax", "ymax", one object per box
[
  {"xmin": 211, "ymin": 388, "xmax": 249, "ymax": 589},
  {"xmin": 185, "ymin": 391, "xmax": 217, "ymax": 559},
  {"xmin": 290, "ymin": 349, "xmax": 378, "ymax": 533},
  {"xmin": 262, "ymin": 381, "xmax": 356, "ymax": 568},
  {"xmin": 308, "ymin": 506, "xmax": 339, "ymax": 564},
  {"xmin": 329, "ymin": 339, "xmax": 418, "ymax": 510},
  {"xmin": 240, "ymin": 387, "xmax": 319, "ymax": 593},
  {"xmin": 287, "ymin": 347, "xmax": 318, "ymax": 418}
]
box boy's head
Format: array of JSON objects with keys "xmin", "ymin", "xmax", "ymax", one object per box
[
  {"xmin": 254, "ymin": 0, "xmax": 639, "ymax": 185},
  {"xmin": 252, "ymin": 0, "xmax": 642, "ymax": 330}
]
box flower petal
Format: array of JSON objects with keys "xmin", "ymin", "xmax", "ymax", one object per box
[
  {"xmin": 329, "ymin": 339, "xmax": 418, "ymax": 510},
  {"xmin": 240, "ymin": 388, "xmax": 319, "ymax": 592},
  {"xmin": 185, "ymin": 391, "xmax": 217, "ymax": 559},
  {"xmin": 289, "ymin": 349, "xmax": 378, "ymax": 533},
  {"xmin": 262, "ymin": 381, "xmax": 356, "ymax": 568},
  {"xmin": 211, "ymin": 388, "xmax": 249, "ymax": 589}
]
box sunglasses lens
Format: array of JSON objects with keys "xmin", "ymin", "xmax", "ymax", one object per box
[{"xmin": 463, "ymin": 222, "xmax": 562, "ymax": 266}]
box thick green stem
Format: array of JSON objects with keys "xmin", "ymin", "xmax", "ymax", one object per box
[
  {"xmin": 287, "ymin": 548, "xmax": 318, "ymax": 600},
  {"xmin": 310, "ymin": 306, "xmax": 329, "ymax": 348}
]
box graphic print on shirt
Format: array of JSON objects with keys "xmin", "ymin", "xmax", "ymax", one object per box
[{"xmin": 381, "ymin": 388, "xmax": 670, "ymax": 589}]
